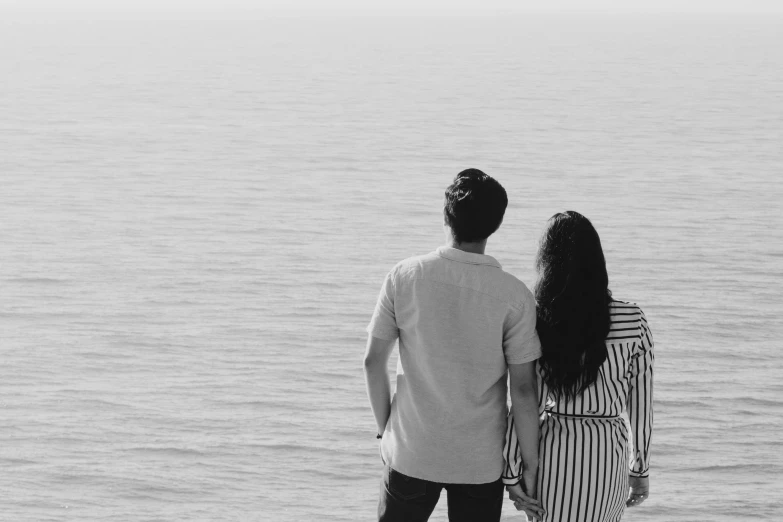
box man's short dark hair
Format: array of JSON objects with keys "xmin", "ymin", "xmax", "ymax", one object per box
[{"xmin": 444, "ymin": 168, "xmax": 508, "ymax": 244}]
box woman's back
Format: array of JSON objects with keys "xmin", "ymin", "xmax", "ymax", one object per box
[
  {"xmin": 504, "ymin": 299, "xmax": 654, "ymax": 522},
  {"xmin": 541, "ymin": 299, "xmax": 653, "ymax": 422}
]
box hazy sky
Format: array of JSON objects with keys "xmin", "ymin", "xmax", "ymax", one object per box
[{"xmin": 2, "ymin": 0, "xmax": 782, "ymax": 12}]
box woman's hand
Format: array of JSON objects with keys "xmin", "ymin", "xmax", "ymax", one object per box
[
  {"xmin": 626, "ymin": 475, "xmax": 649, "ymax": 507},
  {"xmin": 506, "ymin": 482, "xmax": 545, "ymax": 521}
]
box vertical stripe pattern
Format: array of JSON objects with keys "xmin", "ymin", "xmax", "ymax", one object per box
[{"xmin": 502, "ymin": 300, "xmax": 654, "ymax": 521}]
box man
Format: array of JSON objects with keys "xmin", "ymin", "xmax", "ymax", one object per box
[{"xmin": 364, "ymin": 169, "xmax": 543, "ymax": 522}]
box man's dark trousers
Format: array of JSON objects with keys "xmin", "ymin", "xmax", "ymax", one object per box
[{"xmin": 378, "ymin": 465, "xmax": 505, "ymax": 522}]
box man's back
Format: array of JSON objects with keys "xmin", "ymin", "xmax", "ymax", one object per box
[{"xmin": 367, "ymin": 246, "xmax": 541, "ymax": 484}]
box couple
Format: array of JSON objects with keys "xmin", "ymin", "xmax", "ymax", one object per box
[{"xmin": 363, "ymin": 169, "xmax": 654, "ymax": 522}]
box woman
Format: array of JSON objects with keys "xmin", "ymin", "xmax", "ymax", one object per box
[{"xmin": 503, "ymin": 211, "xmax": 654, "ymax": 522}]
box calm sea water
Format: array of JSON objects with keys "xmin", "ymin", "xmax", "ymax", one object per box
[{"xmin": 1, "ymin": 11, "xmax": 782, "ymax": 521}]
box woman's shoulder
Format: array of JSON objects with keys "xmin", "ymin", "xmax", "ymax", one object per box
[
  {"xmin": 606, "ymin": 299, "xmax": 648, "ymax": 342},
  {"xmin": 609, "ymin": 298, "xmax": 645, "ymax": 315}
]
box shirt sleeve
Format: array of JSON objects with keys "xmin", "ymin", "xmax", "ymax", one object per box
[
  {"xmin": 628, "ymin": 308, "xmax": 654, "ymax": 478},
  {"xmin": 366, "ymin": 270, "xmax": 399, "ymax": 341},
  {"xmin": 503, "ymin": 291, "xmax": 542, "ymax": 365},
  {"xmin": 537, "ymin": 362, "xmax": 549, "ymax": 416},
  {"xmin": 501, "ymin": 411, "xmax": 523, "ymax": 485}
]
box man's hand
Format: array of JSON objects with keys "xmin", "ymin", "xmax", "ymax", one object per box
[
  {"xmin": 506, "ymin": 482, "xmax": 545, "ymax": 521},
  {"xmin": 626, "ymin": 475, "xmax": 649, "ymax": 507}
]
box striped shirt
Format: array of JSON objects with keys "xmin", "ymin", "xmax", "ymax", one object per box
[{"xmin": 503, "ymin": 300, "xmax": 654, "ymax": 522}]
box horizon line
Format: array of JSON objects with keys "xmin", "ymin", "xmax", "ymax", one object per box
[{"xmin": 3, "ymin": 6, "xmax": 783, "ymax": 15}]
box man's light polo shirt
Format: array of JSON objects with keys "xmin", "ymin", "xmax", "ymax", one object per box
[{"xmin": 367, "ymin": 246, "xmax": 542, "ymax": 484}]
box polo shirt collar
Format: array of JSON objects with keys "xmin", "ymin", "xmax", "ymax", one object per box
[{"xmin": 436, "ymin": 246, "xmax": 502, "ymax": 268}]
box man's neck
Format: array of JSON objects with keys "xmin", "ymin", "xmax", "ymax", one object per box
[{"xmin": 448, "ymin": 239, "xmax": 487, "ymax": 255}]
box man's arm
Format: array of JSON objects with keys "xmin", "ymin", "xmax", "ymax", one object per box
[
  {"xmin": 363, "ymin": 335, "xmax": 397, "ymax": 434},
  {"xmin": 508, "ymin": 361, "xmax": 540, "ymax": 497}
]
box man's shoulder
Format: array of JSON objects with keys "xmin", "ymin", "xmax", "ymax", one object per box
[
  {"xmin": 494, "ymin": 269, "xmax": 535, "ymax": 309},
  {"xmin": 388, "ymin": 251, "xmax": 441, "ymax": 279},
  {"xmin": 388, "ymin": 252, "xmax": 535, "ymax": 308}
]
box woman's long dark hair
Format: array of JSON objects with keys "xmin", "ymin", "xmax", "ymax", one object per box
[{"xmin": 535, "ymin": 211, "xmax": 612, "ymax": 402}]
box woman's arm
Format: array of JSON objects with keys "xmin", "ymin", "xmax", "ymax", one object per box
[
  {"xmin": 626, "ymin": 309, "xmax": 654, "ymax": 506},
  {"xmin": 502, "ymin": 411, "xmax": 523, "ymax": 486}
]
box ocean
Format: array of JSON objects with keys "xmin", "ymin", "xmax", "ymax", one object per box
[{"xmin": 1, "ymin": 10, "xmax": 782, "ymax": 521}]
